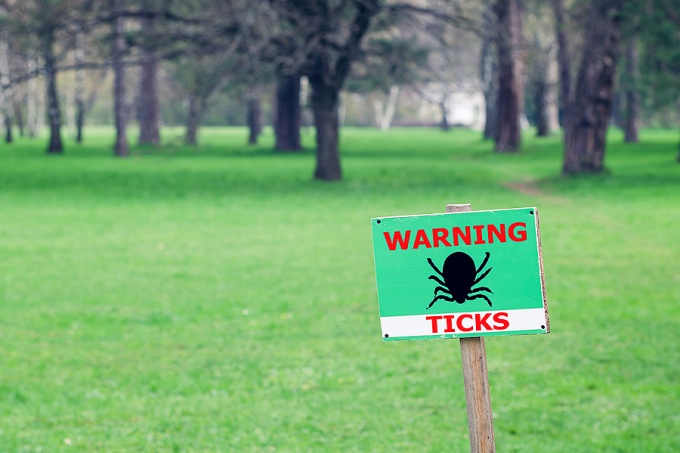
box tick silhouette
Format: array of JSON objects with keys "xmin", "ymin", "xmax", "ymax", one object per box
[{"xmin": 426, "ymin": 251, "xmax": 493, "ymax": 309}]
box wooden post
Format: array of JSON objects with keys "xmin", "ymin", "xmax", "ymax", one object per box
[{"xmin": 446, "ymin": 203, "xmax": 495, "ymax": 453}]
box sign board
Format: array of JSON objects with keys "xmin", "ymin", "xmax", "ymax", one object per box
[{"xmin": 371, "ymin": 207, "xmax": 549, "ymax": 341}]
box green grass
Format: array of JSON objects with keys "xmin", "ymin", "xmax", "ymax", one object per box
[{"xmin": 1, "ymin": 126, "xmax": 678, "ymax": 452}]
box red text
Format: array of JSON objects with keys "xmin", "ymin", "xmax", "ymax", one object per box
[
  {"xmin": 425, "ymin": 312, "xmax": 510, "ymax": 334},
  {"xmin": 383, "ymin": 222, "xmax": 527, "ymax": 251}
]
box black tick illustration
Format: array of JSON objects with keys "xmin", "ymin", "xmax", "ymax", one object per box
[{"xmin": 427, "ymin": 251, "xmax": 493, "ymax": 309}]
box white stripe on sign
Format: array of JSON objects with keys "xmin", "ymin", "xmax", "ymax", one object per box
[{"xmin": 380, "ymin": 308, "xmax": 547, "ymax": 339}]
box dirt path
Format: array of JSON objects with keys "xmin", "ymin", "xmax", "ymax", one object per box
[{"xmin": 504, "ymin": 181, "xmax": 568, "ymax": 204}]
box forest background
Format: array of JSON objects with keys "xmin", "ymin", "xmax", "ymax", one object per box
[{"xmin": 0, "ymin": 0, "xmax": 678, "ymax": 178}]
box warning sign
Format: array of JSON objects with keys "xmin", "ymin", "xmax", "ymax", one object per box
[{"xmin": 371, "ymin": 207, "xmax": 549, "ymax": 341}]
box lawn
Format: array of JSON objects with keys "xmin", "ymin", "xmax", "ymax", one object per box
[{"xmin": 0, "ymin": 126, "xmax": 678, "ymax": 452}]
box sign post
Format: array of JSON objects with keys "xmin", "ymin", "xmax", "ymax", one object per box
[
  {"xmin": 449, "ymin": 204, "xmax": 494, "ymax": 453},
  {"xmin": 371, "ymin": 203, "xmax": 549, "ymax": 453}
]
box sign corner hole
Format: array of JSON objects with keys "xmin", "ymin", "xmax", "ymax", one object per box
[
  {"xmin": 376, "ymin": 219, "xmax": 382, "ymax": 224},
  {"xmin": 541, "ymin": 325, "xmax": 545, "ymax": 330},
  {"xmin": 384, "ymin": 333, "xmax": 389, "ymax": 338}
]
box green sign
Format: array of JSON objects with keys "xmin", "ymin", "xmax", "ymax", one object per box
[{"xmin": 371, "ymin": 207, "xmax": 549, "ymax": 341}]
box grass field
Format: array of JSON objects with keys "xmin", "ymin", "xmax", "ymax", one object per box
[{"xmin": 1, "ymin": 126, "xmax": 678, "ymax": 452}]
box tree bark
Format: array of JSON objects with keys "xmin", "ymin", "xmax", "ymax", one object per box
[
  {"xmin": 309, "ymin": 76, "xmax": 341, "ymax": 181},
  {"xmin": 138, "ymin": 17, "xmax": 160, "ymax": 146},
  {"xmin": 562, "ymin": 0, "xmax": 623, "ymax": 174},
  {"xmin": 42, "ymin": 27, "xmax": 63, "ymax": 154},
  {"xmin": 185, "ymin": 93, "xmax": 204, "ymax": 146},
  {"xmin": 111, "ymin": 0, "xmax": 129, "ymax": 157},
  {"xmin": 494, "ymin": 0, "xmax": 524, "ymax": 152},
  {"xmin": 533, "ymin": 72, "xmax": 550, "ymax": 137},
  {"xmin": 26, "ymin": 59, "xmax": 40, "ymax": 138},
  {"xmin": 247, "ymin": 92, "xmax": 262, "ymax": 145},
  {"xmin": 552, "ymin": 0, "xmax": 571, "ymax": 129},
  {"xmin": 1, "ymin": 35, "xmax": 12, "ymax": 144},
  {"xmin": 274, "ymin": 74, "xmax": 301, "ymax": 151},
  {"xmin": 439, "ymin": 100, "xmax": 450, "ymax": 131},
  {"xmin": 481, "ymin": 7, "xmax": 497, "ymax": 140},
  {"xmin": 13, "ymin": 101, "xmax": 24, "ymax": 137},
  {"xmin": 623, "ymin": 38, "xmax": 640, "ymax": 143},
  {"xmin": 74, "ymin": 26, "xmax": 85, "ymax": 143}
]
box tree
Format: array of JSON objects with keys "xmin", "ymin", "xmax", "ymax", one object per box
[
  {"xmin": 525, "ymin": 0, "xmax": 559, "ymax": 137},
  {"xmin": 267, "ymin": 0, "xmax": 382, "ymax": 180},
  {"xmin": 110, "ymin": 0, "xmax": 129, "ymax": 156},
  {"xmin": 0, "ymin": 31, "xmax": 13, "ymax": 143},
  {"xmin": 622, "ymin": 37, "xmax": 640, "ymax": 143},
  {"xmin": 494, "ymin": 0, "xmax": 524, "ymax": 152},
  {"xmin": 169, "ymin": 52, "xmax": 233, "ymax": 145},
  {"xmin": 73, "ymin": 26, "xmax": 86, "ymax": 143},
  {"xmin": 562, "ymin": 0, "xmax": 624, "ymax": 174},
  {"xmin": 2, "ymin": 0, "xmax": 84, "ymax": 153},
  {"xmin": 138, "ymin": 15, "xmax": 160, "ymax": 146},
  {"xmin": 42, "ymin": 18, "xmax": 64, "ymax": 153},
  {"xmin": 348, "ymin": 33, "xmax": 429, "ymax": 131},
  {"xmin": 246, "ymin": 88, "xmax": 262, "ymax": 145},
  {"xmin": 633, "ymin": 0, "xmax": 680, "ymax": 156},
  {"xmin": 480, "ymin": 6, "xmax": 497, "ymax": 139},
  {"xmin": 551, "ymin": 0, "xmax": 571, "ymax": 129},
  {"xmin": 267, "ymin": 0, "xmax": 476, "ymax": 180}
]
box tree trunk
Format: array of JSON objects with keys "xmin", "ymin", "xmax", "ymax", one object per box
[
  {"xmin": 247, "ymin": 92, "xmax": 262, "ymax": 145},
  {"xmin": 14, "ymin": 101, "xmax": 24, "ymax": 137},
  {"xmin": 563, "ymin": 0, "xmax": 623, "ymax": 174},
  {"xmin": 481, "ymin": 7, "xmax": 497, "ymax": 140},
  {"xmin": 309, "ymin": 77, "xmax": 341, "ymax": 181},
  {"xmin": 43, "ymin": 28, "xmax": 63, "ymax": 154},
  {"xmin": 274, "ymin": 75, "xmax": 301, "ymax": 151},
  {"xmin": 552, "ymin": 0, "xmax": 571, "ymax": 129},
  {"xmin": 26, "ymin": 58, "xmax": 39, "ymax": 138},
  {"xmin": 111, "ymin": 0, "xmax": 129, "ymax": 157},
  {"xmin": 533, "ymin": 73, "xmax": 549, "ymax": 137},
  {"xmin": 375, "ymin": 85, "xmax": 400, "ymax": 131},
  {"xmin": 3, "ymin": 113, "xmax": 10, "ymax": 143},
  {"xmin": 623, "ymin": 38, "xmax": 639, "ymax": 143},
  {"xmin": 185, "ymin": 93, "xmax": 204, "ymax": 146},
  {"xmin": 74, "ymin": 29, "xmax": 85, "ymax": 143},
  {"xmin": 1, "ymin": 35, "xmax": 12, "ymax": 143},
  {"xmin": 439, "ymin": 99, "xmax": 450, "ymax": 131},
  {"xmin": 138, "ymin": 17, "xmax": 160, "ymax": 146},
  {"xmin": 494, "ymin": 0, "xmax": 524, "ymax": 152},
  {"xmin": 546, "ymin": 56, "xmax": 561, "ymax": 132},
  {"xmin": 75, "ymin": 98, "xmax": 85, "ymax": 144}
]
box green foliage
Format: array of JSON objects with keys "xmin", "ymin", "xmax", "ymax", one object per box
[
  {"xmin": 347, "ymin": 36, "xmax": 429, "ymax": 93},
  {"xmin": 625, "ymin": 0, "xmax": 680, "ymax": 112},
  {"xmin": 0, "ymin": 127, "xmax": 678, "ymax": 451}
]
